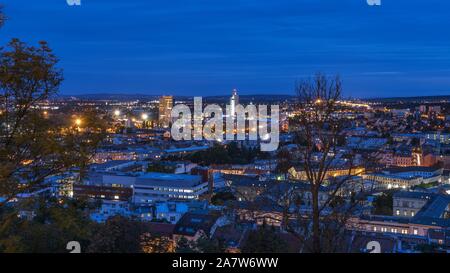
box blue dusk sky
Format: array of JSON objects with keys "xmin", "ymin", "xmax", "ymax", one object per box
[{"xmin": 0, "ymin": 0, "xmax": 450, "ymax": 97}]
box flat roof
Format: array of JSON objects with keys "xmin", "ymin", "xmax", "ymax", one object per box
[
  {"xmin": 91, "ymin": 160, "xmax": 135, "ymax": 169},
  {"xmin": 385, "ymin": 166, "xmax": 442, "ymax": 173},
  {"xmin": 135, "ymin": 172, "xmax": 203, "ymax": 188},
  {"xmin": 164, "ymin": 146, "xmax": 209, "ymax": 153},
  {"xmin": 393, "ymin": 191, "xmax": 435, "ymax": 200}
]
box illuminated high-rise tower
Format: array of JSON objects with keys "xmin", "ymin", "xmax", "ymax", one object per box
[
  {"xmin": 159, "ymin": 95, "xmax": 173, "ymax": 128},
  {"xmin": 230, "ymin": 88, "xmax": 239, "ymax": 117}
]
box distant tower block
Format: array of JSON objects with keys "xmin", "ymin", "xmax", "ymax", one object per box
[
  {"xmin": 230, "ymin": 88, "xmax": 239, "ymax": 117},
  {"xmin": 125, "ymin": 118, "xmax": 134, "ymax": 129},
  {"xmin": 159, "ymin": 95, "xmax": 173, "ymax": 128}
]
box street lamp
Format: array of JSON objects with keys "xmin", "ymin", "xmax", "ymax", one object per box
[
  {"xmin": 114, "ymin": 109, "xmax": 121, "ymax": 116},
  {"xmin": 141, "ymin": 113, "xmax": 149, "ymax": 128},
  {"xmin": 75, "ymin": 118, "xmax": 82, "ymax": 126}
]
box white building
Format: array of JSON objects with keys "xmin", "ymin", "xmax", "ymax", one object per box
[
  {"xmin": 90, "ymin": 200, "xmax": 131, "ymax": 223},
  {"xmin": 230, "ymin": 88, "xmax": 239, "ymax": 117},
  {"xmin": 133, "ymin": 172, "xmax": 209, "ymax": 204},
  {"xmin": 363, "ymin": 166, "xmax": 444, "ymax": 189},
  {"xmin": 89, "ymin": 172, "xmax": 209, "ymax": 205}
]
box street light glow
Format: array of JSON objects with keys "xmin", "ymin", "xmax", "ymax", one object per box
[{"xmin": 141, "ymin": 113, "xmax": 148, "ymax": 120}]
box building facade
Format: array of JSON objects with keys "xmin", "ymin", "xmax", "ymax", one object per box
[{"xmin": 159, "ymin": 95, "xmax": 173, "ymax": 128}]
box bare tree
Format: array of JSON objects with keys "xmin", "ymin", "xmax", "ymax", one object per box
[{"xmin": 286, "ymin": 73, "xmax": 365, "ymax": 252}]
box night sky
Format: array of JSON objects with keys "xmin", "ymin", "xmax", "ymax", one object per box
[{"xmin": 1, "ymin": 0, "xmax": 450, "ymax": 98}]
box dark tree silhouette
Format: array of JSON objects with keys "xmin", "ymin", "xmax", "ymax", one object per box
[
  {"xmin": 0, "ymin": 39, "xmax": 106, "ymax": 206},
  {"xmin": 87, "ymin": 216, "xmax": 145, "ymax": 253},
  {"xmin": 241, "ymin": 225, "xmax": 289, "ymax": 253}
]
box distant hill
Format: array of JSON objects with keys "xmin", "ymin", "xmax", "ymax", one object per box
[
  {"xmin": 202, "ymin": 94, "xmax": 295, "ymax": 104},
  {"xmin": 57, "ymin": 93, "xmax": 296, "ymax": 103},
  {"xmin": 365, "ymin": 95, "xmax": 450, "ymax": 103},
  {"xmin": 57, "ymin": 93, "xmax": 449, "ymax": 104},
  {"xmin": 56, "ymin": 93, "xmax": 160, "ymax": 101}
]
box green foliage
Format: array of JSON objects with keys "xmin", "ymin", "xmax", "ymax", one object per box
[
  {"xmin": 412, "ymin": 182, "xmax": 439, "ymax": 190},
  {"xmin": 87, "ymin": 216, "xmax": 146, "ymax": 253},
  {"xmin": 175, "ymin": 236, "xmax": 199, "ymax": 253},
  {"xmin": 0, "ymin": 198, "xmax": 166, "ymax": 253},
  {"xmin": 189, "ymin": 143, "xmax": 261, "ymax": 165},
  {"xmin": 416, "ymin": 243, "xmax": 441, "ymax": 253},
  {"xmin": 0, "ymin": 198, "xmax": 95, "ymax": 253},
  {"xmin": 0, "ymin": 39, "xmax": 105, "ymax": 205},
  {"xmin": 196, "ymin": 235, "xmax": 226, "ymax": 253},
  {"xmin": 373, "ymin": 191, "xmax": 394, "ymax": 216},
  {"xmin": 211, "ymin": 191, "xmax": 236, "ymax": 206},
  {"xmin": 140, "ymin": 232, "xmax": 175, "ymax": 253},
  {"xmin": 241, "ymin": 225, "xmax": 289, "ymax": 253},
  {"xmin": 175, "ymin": 235, "xmax": 225, "ymax": 253}
]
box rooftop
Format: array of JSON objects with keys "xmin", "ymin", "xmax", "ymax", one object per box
[
  {"xmin": 173, "ymin": 212, "xmax": 220, "ymax": 237},
  {"xmin": 135, "ymin": 172, "xmax": 204, "ymax": 188},
  {"xmin": 164, "ymin": 146, "xmax": 209, "ymax": 154},
  {"xmin": 385, "ymin": 166, "xmax": 442, "ymax": 174},
  {"xmin": 223, "ymin": 174, "xmax": 273, "ymax": 188},
  {"xmin": 90, "ymin": 160, "xmax": 136, "ymax": 170},
  {"xmin": 393, "ymin": 191, "xmax": 436, "ymax": 200}
]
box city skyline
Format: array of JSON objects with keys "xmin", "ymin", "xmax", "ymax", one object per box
[
  {"xmin": 1, "ymin": 1, "xmax": 450, "ymax": 257},
  {"xmin": 1, "ymin": 1, "xmax": 450, "ymax": 97}
]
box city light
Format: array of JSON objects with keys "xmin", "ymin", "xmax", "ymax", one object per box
[
  {"xmin": 4, "ymin": 1, "xmax": 450, "ymax": 256},
  {"xmin": 261, "ymin": 133, "xmax": 270, "ymax": 140}
]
